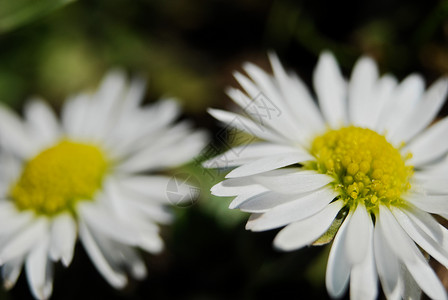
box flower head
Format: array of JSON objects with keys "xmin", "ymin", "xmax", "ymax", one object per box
[
  {"xmin": 0, "ymin": 70, "xmax": 207, "ymax": 299},
  {"xmin": 206, "ymin": 52, "xmax": 448, "ymax": 299}
]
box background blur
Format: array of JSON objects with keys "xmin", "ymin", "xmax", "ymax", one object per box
[{"xmin": 0, "ymin": 0, "xmax": 447, "ymax": 299}]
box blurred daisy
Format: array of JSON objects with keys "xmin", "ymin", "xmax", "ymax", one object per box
[
  {"xmin": 0, "ymin": 70, "xmax": 207, "ymax": 299},
  {"xmin": 206, "ymin": 52, "xmax": 448, "ymax": 299}
]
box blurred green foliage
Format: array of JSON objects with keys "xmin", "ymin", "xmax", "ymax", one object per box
[
  {"xmin": 0, "ymin": 0, "xmax": 447, "ymax": 299},
  {"xmin": 0, "ymin": 0, "xmax": 75, "ymax": 34}
]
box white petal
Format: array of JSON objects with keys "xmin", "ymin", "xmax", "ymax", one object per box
[
  {"xmin": 24, "ymin": 99, "xmax": 61, "ymax": 149},
  {"xmin": 417, "ymin": 156, "xmax": 448, "ymax": 176},
  {"xmin": 2, "ymin": 256, "xmax": 24, "ymax": 290},
  {"xmin": 117, "ymin": 118, "xmax": 193, "ymax": 158},
  {"xmin": 229, "ymin": 192, "xmax": 269, "ymax": 209},
  {"xmin": 61, "ymin": 92, "xmax": 90, "ymax": 137},
  {"xmin": 373, "ymin": 224, "xmax": 402, "ymax": 300},
  {"xmin": 392, "ymin": 207, "xmax": 448, "ymax": 269},
  {"xmin": 95, "ymin": 69, "xmax": 127, "ymax": 106},
  {"xmin": 0, "ymin": 104, "xmax": 36, "ymax": 158},
  {"xmin": 326, "ymin": 211, "xmax": 352, "ymax": 298},
  {"xmin": 313, "ymin": 51, "xmax": 347, "ymax": 128},
  {"xmin": 225, "ymin": 152, "xmax": 313, "ymax": 178},
  {"xmin": 402, "ymin": 207, "xmax": 448, "ymax": 248},
  {"xmin": 377, "ymin": 206, "xmax": 415, "ymax": 262},
  {"xmin": 388, "ymin": 77, "xmax": 448, "ymax": 144},
  {"xmin": 348, "ymin": 56, "xmax": 378, "ymax": 126},
  {"xmin": 232, "ymin": 68, "xmax": 303, "ymax": 143},
  {"xmin": 208, "ymin": 108, "xmax": 285, "ymax": 143},
  {"xmin": 122, "ymin": 75, "xmax": 146, "ymax": 111},
  {"xmin": 79, "ymin": 220, "xmax": 127, "ymax": 289},
  {"xmin": 403, "ymin": 244, "xmax": 447, "ymax": 300},
  {"xmin": 404, "ymin": 194, "xmax": 448, "ymax": 215},
  {"xmin": 350, "ymin": 223, "xmax": 377, "ymax": 300},
  {"xmin": 139, "ymin": 99, "xmax": 180, "ymax": 129},
  {"xmin": 25, "ymin": 233, "xmax": 52, "ymax": 300},
  {"xmin": 0, "ymin": 217, "xmax": 49, "ymax": 263},
  {"xmin": 376, "ymin": 74, "xmax": 424, "ymax": 135},
  {"xmin": 87, "ymin": 70, "xmax": 127, "ymax": 138},
  {"xmin": 245, "ymin": 213, "xmax": 262, "ymax": 230},
  {"xmin": 274, "ymin": 200, "xmax": 344, "ymax": 251},
  {"xmin": 413, "ymin": 174, "xmax": 448, "ymax": 194},
  {"xmin": 210, "ymin": 177, "xmax": 268, "ymax": 197},
  {"xmin": 137, "ymin": 231, "xmax": 164, "ymax": 254},
  {"xmin": 95, "ymin": 184, "xmax": 164, "ymax": 254},
  {"xmin": 117, "ymin": 130, "xmax": 207, "ymax": 173},
  {"xmin": 345, "ymin": 204, "xmax": 371, "ymax": 264},
  {"xmin": 107, "ymin": 99, "xmax": 181, "ymax": 157},
  {"xmin": 254, "ymin": 169, "xmax": 334, "ymax": 194},
  {"xmin": 400, "ymin": 265, "xmax": 422, "ymax": 300},
  {"xmin": 249, "ymin": 186, "xmax": 338, "ymax": 231},
  {"xmin": 0, "ymin": 208, "xmax": 33, "ymax": 237},
  {"xmin": 119, "ymin": 246, "xmax": 147, "ymax": 279},
  {"xmin": 117, "ymin": 198, "xmax": 172, "ymax": 226},
  {"xmin": 104, "ymin": 177, "xmax": 164, "ymax": 222},
  {"xmin": 79, "ymin": 203, "xmax": 139, "ymax": 246},
  {"xmin": 238, "ymin": 191, "xmax": 305, "ymax": 212},
  {"xmin": 89, "ymin": 232, "xmax": 147, "ymax": 280},
  {"xmin": 128, "ymin": 200, "xmax": 173, "ymax": 224},
  {"xmin": 49, "ymin": 213, "xmax": 77, "ymax": 266},
  {"xmin": 412, "ymin": 160, "xmax": 448, "ymax": 194},
  {"xmin": 240, "ymin": 63, "xmax": 310, "ymax": 144},
  {"xmin": 225, "ymin": 86, "xmax": 250, "ymax": 109},
  {"xmin": 202, "ymin": 142, "xmax": 301, "ymax": 169},
  {"xmin": 379, "ymin": 207, "xmax": 447, "ymax": 300},
  {"xmin": 119, "ymin": 175, "xmax": 173, "ymax": 203},
  {"xmin": 241, "ymin": 63, "xmax": 282, "ymax": 105},
  {"xmin": 232, "ymin": 70, "xmax": 263, "ymax": 98},
  {"xmin": 367, "ymin": 74, "xmax": 397, "ymax": 130},
  {"xmin": 0, "ymin": 201, "xmax": 21, "ymax": 216},
  {"xmin": 406, "ymin": 117, "xmax": 448, "ymax": 167},
  {"xmin": 0, "ymin": 154, "xmax": 22, "ymax": 191},
  {"xmin": 268, "ymin": 52, "xmax": 325, "ymax": 133}
]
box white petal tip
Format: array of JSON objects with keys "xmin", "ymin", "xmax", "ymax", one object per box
[
  {"xmin": 207, "ymin": 108, "xmax": 221, "ymax": 118},
  {"xmin": 232, "ymin": 70, "xmax": 244, "ymax": 80},
  {"xmin": 132, "ymin": 265, "xmax": 147, "ymax": 280},
  {"xmin": 113, "ymin": 276, "xmax": 128, "ymax": 290},
  {"xmin": 267, "ymin": 51, "xmax": 278, "ymax": 61},
  {"xmin": 4, "ymin": 281, "xmax": 14, "ymax": 290},
  {"xmin": 272, "ymin": 239, "xmax": 293, "ymax": 252},
  {"xmin": 249, "ymin": 224, "xmax": 266, "ymax": 232},
  {"xmin": 61, "ymin": 255, "xmax": 73, "ymax": 267}
]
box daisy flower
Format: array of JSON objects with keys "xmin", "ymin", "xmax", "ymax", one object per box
[
  {"xmin": 0, "ymin": 70, "xmax": 207, "ymax": 299},
  {"xmin": 206, "ymin": 52, "xmax": 448, "ymax": 299}
]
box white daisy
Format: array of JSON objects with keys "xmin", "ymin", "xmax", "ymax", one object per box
[
  {"xmin": 0, "ymin": 70, "xmax": 207, "ymax": 299},
  {"xmin": 206, "ymin": 52, "xmax": 448, "ymax": 300}
]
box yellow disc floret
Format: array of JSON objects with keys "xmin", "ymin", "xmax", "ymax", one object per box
[
  {"xmin": 308, "ymin": 126, "xmax": 413, "ymax": 213},
  {"xmin": 11, "ymin": 140, "xmax": 109, "ymax": 216}
]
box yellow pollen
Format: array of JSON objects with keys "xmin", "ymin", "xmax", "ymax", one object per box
[
  {"xmin": 308, "ymin": 126, "xmax": 413, "ymax": 212},
  {"xmin": 11, "ymin": 140, "xmax": 109, "ymax": 216}
]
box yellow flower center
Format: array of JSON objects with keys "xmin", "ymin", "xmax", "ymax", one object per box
[
  {"xmin": 308, "ymin": 126, "xmax": 413, "ymax": 213},
  {"xmin": 11, "ymin": 140, "xmax": 109, "ymax": 216}
]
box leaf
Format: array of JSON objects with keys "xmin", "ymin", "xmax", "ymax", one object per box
[
  {"xmin": 0, "ymin": 0, "xmax": 75, "ymax": 34},
  {"xmin": 312, "ymin": 209, "xmax": 347, "ymax": 246}
]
